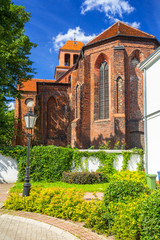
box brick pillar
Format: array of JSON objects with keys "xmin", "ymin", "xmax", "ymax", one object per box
[{"xmin": 113, "ymin": 46, "xmax": 126, "ymax": 146}]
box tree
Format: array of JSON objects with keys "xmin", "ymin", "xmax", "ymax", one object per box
[
  {"xmin": 0, "ymin": 0, "xmax": 37, "ymax": 145},
  {"xmin": 0, "ymin": 109, "xmax": 15, "ymax": 146}
]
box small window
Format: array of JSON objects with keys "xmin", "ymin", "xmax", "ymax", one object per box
[
  {"xmin": 69, "ymin": 75, "xmax": 71, "ymax": 83},
  {"xmin": 25, "ymin": 98, "xmax": 34, "ymax": 108},
  {"xmin": 73, "ymin": 54, "xmax": 79, "ymax": 64},
  {"xmin": 65, "ymin": 54, "xmax": 70, "ymax": 66}
]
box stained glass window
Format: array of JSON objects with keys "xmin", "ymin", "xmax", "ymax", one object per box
[{"xmin": 99, "ymin": 62, "xmax": 109, "ymax": 119}]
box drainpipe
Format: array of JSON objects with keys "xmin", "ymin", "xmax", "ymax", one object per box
[
  {"xmin": 143, "ymin": 68, "xmax": 148, "ymax": 174},
  {"xmin": 42, "ymin": 82, "xmax": 45, "ymax": 145}
]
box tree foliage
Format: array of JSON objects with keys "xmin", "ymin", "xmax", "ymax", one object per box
[
  {"xmin": 0, "ymin": 0, "xmax": 37, "ymax": 145},
  {"xmin": 0, "ymin": 0, "xmax": 37, "ymax": 99},
  {"xmin": 0, "ymin": 109, "xmax": 15, "ymax": 146}
]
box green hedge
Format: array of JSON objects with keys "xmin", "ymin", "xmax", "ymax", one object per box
[
  {"xmin": 0, "ymin": 145, "xmax": 144, "ymax": 182},
  {"xmin": 62, "ymin": 171, "xmax": 108, "ymax": 184},
  {"xmin": 19, "ymin": 145, "xmax": 74, "ymax": 182},
  {"xmin": 104, "ymin": 180, "xmax": 150, "ymax": 206}
]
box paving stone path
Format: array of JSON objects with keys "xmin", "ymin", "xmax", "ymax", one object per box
[{"xmin": 0, "ymin": 184, "xmax": 114, "ymax": 240}]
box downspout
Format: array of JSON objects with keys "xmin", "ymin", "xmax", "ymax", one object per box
[
  {"xmin": 42, "ymin": 82, "xmax": 45, "ymax": 145},
  {"xmin": 143, "ymin": 68, "xmax": 148, "ymax": 174}
]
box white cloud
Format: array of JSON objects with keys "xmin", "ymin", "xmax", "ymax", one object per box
[
  {"xmin": 81, "ymin": 0, "xmax": 134, "ymax": 18},
  {"xmin": 110, "ymin": 17, "xmax": 141, "ymax": 29},
  {"xmin": 8, "ymin": 102, "xmax": 15, "ymax": 110},
  {"xmin": 51, "ymin": 27, "xmax": 96, "ymax": 52},
  {"xmin": 129, "ymin": 21, "xmax": 141, "ymax": 29}
]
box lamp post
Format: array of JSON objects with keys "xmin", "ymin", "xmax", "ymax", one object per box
[{"xmin": 23, "ymin": 109, "xmax": 37, "ymax": 197}]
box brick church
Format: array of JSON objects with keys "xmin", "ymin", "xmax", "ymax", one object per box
[{"xmin": 15, "ymin": 21, "xmax": 159, "ymax": 149}]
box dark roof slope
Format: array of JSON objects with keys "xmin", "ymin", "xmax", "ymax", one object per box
[{"xmin": 87, "ymin": 21, "xmax": 155, "ymax": 45}]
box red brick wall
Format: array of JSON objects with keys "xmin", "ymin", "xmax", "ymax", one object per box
[
  {"xmin": 37, "ymin": 82, "xmax": 71, "ymax": 146},
  {"xmin": 71, "ymin": 37, "xmax": 158, "ymax": 148},
  {"xmin": 14, "ymin": 92, "xmax": 37, "ymax": 146}
]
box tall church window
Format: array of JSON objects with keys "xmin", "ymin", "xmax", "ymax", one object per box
[
  {"xmin": 76, "ymin": 85, "xmax": 80, "ymax": 118},
  {"xmin": 99, "ymin": 62, "xmax": 109, "ymax": 119},
  {"xmin": 65, "ymin": 54, "xmax": 70, "ymax": 66},
  {"xmin": 73, "ymin": 54, "xmax": 79, "ymax": 64}
]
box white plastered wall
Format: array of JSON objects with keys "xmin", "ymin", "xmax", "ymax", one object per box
[
  {"xmin": 146, "ymin": 57, "xmax": 160, "ymax": 176},
  {"xmin": 0, "ymin": 154, "xmax": 18, "ymax": 183}
]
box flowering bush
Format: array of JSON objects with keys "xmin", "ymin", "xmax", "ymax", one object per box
[{"xmin": 140, "ymin": 189, "xmax": 160, "ymax": 240}]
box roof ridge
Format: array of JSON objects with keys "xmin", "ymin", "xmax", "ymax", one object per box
[
  {"xmin": 86, "ymin": 21, "xmax": 118, "ymax": 45},
  {"xmin": 118, "ymin": 21, "xmax": 155, "ymax": 38},
  {"xmin": 86, "ymin": 21, "xmax": 156, "ymax": 46}
]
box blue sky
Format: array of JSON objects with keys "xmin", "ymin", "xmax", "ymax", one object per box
[{"xmin": 13, "ymin": 0, "xmax": 160, "ymax": 80}]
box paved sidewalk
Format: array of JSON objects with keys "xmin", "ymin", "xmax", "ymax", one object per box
[
  {"xmin": 0, "ymin": 214, "xmax": 78, "ymax": 240},
  {"xmin": 0, "ymin": 184, "xmax": 114, "ymax": 240},
  {"xmin": 0, "ymin": 183, "xmax": 14, "ymax": 208}
]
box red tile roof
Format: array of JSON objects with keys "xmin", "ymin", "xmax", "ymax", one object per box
[
  {"xmin": 20, "ymin": 79, "xmax": 55, "ymax": 92},
  {"xmin": 87, "ymin": 21, "xmax": 155, "ymax": 45},
  {"xmin": 60, "ymin": 40, "xmax": 83, "ymax": 51}
]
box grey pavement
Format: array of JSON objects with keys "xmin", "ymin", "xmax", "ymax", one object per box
[{"xmin": 0, "ymin": 214, "xmax": 79, "ymax": 240}]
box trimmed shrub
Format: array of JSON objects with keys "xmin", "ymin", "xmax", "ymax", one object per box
[
  {"xmin": 111, "ymin": 170, "xmax": 147, "ymax": 185},
  {"xmin": 62, "ymin": 171, "xmax": 108, "ymax": 184},
  {"xmin": 4, "ymin": 186, "xmax": 107, "ymax": 227},
  {"xmin": 140, "ymin": 189, "xmax": 160, "ymax": 240},
  {"xmin": 4, "ymin": 187, "xmax": 85, "ymax": 219},
  {"xmin": 104, "ymin": 179, "xmax": 150, "ymax": 206}
]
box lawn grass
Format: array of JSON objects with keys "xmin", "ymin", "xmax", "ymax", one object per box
[{"xmin": 10, "ymin": 181, "xmax": 108, "ymax": 193}]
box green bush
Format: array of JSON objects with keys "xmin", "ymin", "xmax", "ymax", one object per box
[
  {"xmin": 109, "ymin": 196, "xmax": 146, "ymax": 240},
  {"xmin": 4, "ymin": 186, "xmax": 104, "ymax": 224},
  {"xmin": 62, "ymin": 171, "xmax": 108, "ymax": 184},
  {"xmin": 140, "ymin": 189, "xmax": 160, "ymax": 240},
  {"xmin": 4, "ymin": 187, "xmax": 85, "ymax": 218},
  {"xmin": 104, "ymin": 179, "xmax": 150, "ymax": 206},
  {"xmin": 84, "ymin": 200, "xmax": 109, "ymax": 234},
  {"xmin": 111, "ymin": 170, "xmax": 147, "ymax": 185}
]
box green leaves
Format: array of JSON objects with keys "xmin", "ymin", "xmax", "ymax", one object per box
[
  {"xmin": 104, "ymin": 180, "xmax": 150, "ymax": 206},
  {"xmin": 0, "ymin": 0, "xmax": 37, "ymax": 144},
  {"xmin": 140, "ymin": 190, "xmax": 160, "ymax": 239},
  {"xmin": 0, "ymin": 109, "xmax": 15, "ymax": 146}
]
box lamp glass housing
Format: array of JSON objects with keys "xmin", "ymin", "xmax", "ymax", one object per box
[{"xmin": 24, "ymin": 110, "xmax": 37, "ymax": 130}]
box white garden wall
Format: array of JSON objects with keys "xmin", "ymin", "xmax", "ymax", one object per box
[
  {"xmin": 0, "ymin": 150, "xmax": 142, "ymax": 183},
  {"xmin": 79, "ymin": 150, "xmax": 141, "ymax": 172},
  {"xmin": 0, "ymin": 154, "xmax": 18, "ymax": 183}
]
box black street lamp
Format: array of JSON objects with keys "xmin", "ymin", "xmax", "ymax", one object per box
[{"xmin": 23, "ymin": 109, "xmax": 37, "ymax": 197}]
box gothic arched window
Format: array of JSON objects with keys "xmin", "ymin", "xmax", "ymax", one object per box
[
  {"xmin": 76, "ymin": 85, "xmax": 80, "ymax": 118},
  {"xmin": 99, "ymin": 62, "xmax": 109, "ymax": 119}
]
